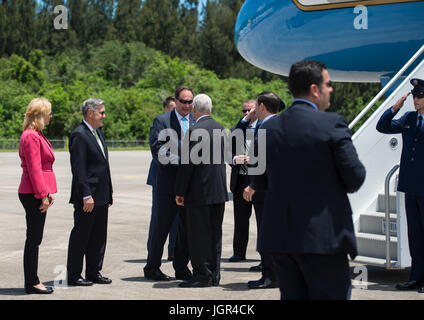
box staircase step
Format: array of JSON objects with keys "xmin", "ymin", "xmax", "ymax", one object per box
[
  {"xmin": 352, "ymin": 255, "xmax": 397, "ymax": 268},
  {"xmin": 359, "ymin": 211, "xmax": 397, "ymax": 236},
  {"xmin": 356, "ymin": 232, "xmax": 397, "ymax": 260},
  {"xmin": 377, "ymin": 194, "xmax": 397, "ymax": 213}
]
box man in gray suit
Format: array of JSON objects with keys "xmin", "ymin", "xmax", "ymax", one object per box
[{"xmin": 175, "ymin": 94, "xmax": 228, "ymax": 287}]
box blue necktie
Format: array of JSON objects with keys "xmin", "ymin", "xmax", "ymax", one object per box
[{"xmin": 181, "ymin": 117, "xmax": 189, "ymax": 135}]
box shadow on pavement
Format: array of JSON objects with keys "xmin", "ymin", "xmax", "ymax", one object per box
[{"xmin": 0, "ymin": 288, "xmax": 27, "ymax": 296}]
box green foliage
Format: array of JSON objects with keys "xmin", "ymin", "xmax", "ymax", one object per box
[
  {"xmin": 0, "ymin": 0, "xmax": 382, "ymax": 141},
  {"xmin": 0, "ymin": 41, "xmax": 381, "ymax": 140}
]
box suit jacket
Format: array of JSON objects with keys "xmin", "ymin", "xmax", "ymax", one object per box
[
  {"xmin": 376, "ymin": 107, "xmax": 424, "ymax": 196},
  {"xmin": 146, "ymin": 125, "xmax": 158, "ymax": 187},
  {"xmin": 149, "ymin": 109, "xmax": 194, "ymax": 195},
  {"xmin": 229, "ymin": 118, "xmax": 265, "ymax": 202},
  {"xmin": 146, "ymin": 159, "xmax": 158, "ymax": 187},
  {"xmin": 229, "ymin": 118, "xmax": 250, "ymax": 193},
  {"xmin": 69, "ymin": 121, "xmax": 113, "ymax": 207},
  {"xmin": 18, "ymin": 129, "xmax": 57, "ymax": 198},
  {"xmin": 254, "ymin": 101, "xmax": 366, "ymax": 259},
  {"xmin": 175, "ymin": 115, "xmax": 228, "ymax": 207}
]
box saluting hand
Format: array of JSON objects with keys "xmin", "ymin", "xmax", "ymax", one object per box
[{"xmin": 392, "ymin": 92, "xmax": 411, "ymax": 111}]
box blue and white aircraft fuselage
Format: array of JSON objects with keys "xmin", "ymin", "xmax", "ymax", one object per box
[{"xmin": 235, "ymin": 0, "xmax": 424, "ymax": 82}]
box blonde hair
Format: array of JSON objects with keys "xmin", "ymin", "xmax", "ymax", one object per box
[{"xmin": 22, "ymin": 98, "xmax": 52, "ymax": 131}]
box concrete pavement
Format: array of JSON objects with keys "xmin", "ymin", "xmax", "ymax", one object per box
[{"xmin": 0, "ymin": 150, "xmax": 423, "ymax": 301}]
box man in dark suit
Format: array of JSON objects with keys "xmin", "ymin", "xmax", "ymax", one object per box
[
  {"xmin": 242, "ymin": 92, "xmax": 284, "ymax": 289},
  {"xmin": 228, "ymin": 100, "xmax": 258, "ymax": 263},
  {"xmin": 67, "ymin": 98, "xmax": 113, "ymax": 286},
  {"xmin": 246, "ymin": 60, "xmax": 366, "ymax": 300},
  {"xmin": 175, "ymin": 93, "xmax": 228, "ymax": 287},
  {"xmin": 143, "ymin": 86, "xmax": 194, "ymax": 281},
  {"xmin": 376, "ymin": 78, "xmax": 424, "ymax": 293},
  {"xmin": 146, "ymin": 96, "xmax": 179, "ymax": 262}
]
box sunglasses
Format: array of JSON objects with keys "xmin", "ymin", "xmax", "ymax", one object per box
[
  {"xmin": 177, "ymin": 98, "xmax": 193, "ymax": 105},
  {"xmin": 242, "ymin": 109, "xmax": 249, "ymax": 113},
  {"xmin": 412, "ymin": 92, "xmax": 424, "ymax": 99}
]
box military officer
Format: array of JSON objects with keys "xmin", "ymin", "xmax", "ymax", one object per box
[{"xmin": 376, "ymin": 78, "xmax": 424, "ymax": 293}]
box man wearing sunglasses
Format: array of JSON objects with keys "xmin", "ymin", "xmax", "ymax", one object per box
[
  {"xmin": 228, "ymin": 100, "xmax": 259, "ymax": 264},
  {"xmin": 377, "ymin": 78, "xmax": 424, "ymax": 293},
  {"xmin": 144, "ymin": 86, "xmax": 194, "ymax": 282}
]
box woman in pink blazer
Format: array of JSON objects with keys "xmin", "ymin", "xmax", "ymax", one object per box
[{"xmin": 18, "ymin": 98, "xmax": 57, "ymax": 295}]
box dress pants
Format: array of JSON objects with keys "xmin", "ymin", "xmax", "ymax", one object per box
[
  {"xmin": 145, "ymin": 193, "xmax": 190, "ymax": 275},
  {"xmin": 67, "ymin": 204, "xmax": 108, "ymax": 281},
  {"xmin": 253, "ymin": 200, "xmax": 276, "ymax": 282},
  {"xmin": 404, "ymin": 194, "xmax": 424, "ymax": 282},
  {"xmin": 232, "ymin": 175, "xmax": 254, "ymax": 257},
  {"xmin": 186, "ymin": 203, "xmax": 225, "ymax": 284},
  {"xmin": 19, "ymin": 193, "xmax": 46, "ymax": 289},
  {"xmin": 147, "ymin": 187, "xmax": 179, "ymax": 258},
  {"xmin": 271, "ymin": 253, "xmax": 351, "ymax": 300}
]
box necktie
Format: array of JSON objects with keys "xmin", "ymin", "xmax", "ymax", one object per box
[
  {"xmin": 245, "ymin": 123, "xmax": 255, "ymax": 152},
  {"xmin": 92, "ymin": 129, "xmax": 106, "ymax": 158},
  {"xmin": 181, "ymin": 117, "xmax": 189, "ymax": 135},
  {"xmin": 418, "ymin": 115, "xmax": 423, "ymax": 130},
  {"xmin": 254, "ymin": 122, "xmax": 262, "ymax": 137}
]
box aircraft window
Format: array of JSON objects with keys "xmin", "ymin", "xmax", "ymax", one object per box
[{"xmin": 293, "ymin": 0, "xmax": 417, "ymax": 11}]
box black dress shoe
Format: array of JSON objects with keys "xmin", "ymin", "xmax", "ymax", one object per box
[
  {"xmin": 248, "ymin": 277, "xmax": 278, "ymax": 289},
  {"xmin": 418, "ymin": 285, "xmax": 424, "ymax": 293},
  {"xmin": 395, "ymin": 280, "xmax": 422, "ymax": 290},
  {"xmin": 68, "ymin": 277, "xmax": 93, "ymax": 286},
  {"xmin": 144, "ymin": 269, "xmax": 171, "ymax": 281},
  {"xmin": 87, "ymin": 273, "xmax": 112, "ymax": 284},
  {"xmin": 179, "ymin": 279, "xmax": 212, "ymax": 288},
  {"xmin": 228, "ymin": 255, "xmax": 246, "ymax": 262},
  {"xmin": 249, "ymin": 263, "xmax": 262, "ymax": 272},
  {"xmin": 175, "ymin": 272, "xmax": 193, "ymax": 281},
  {"xmin": 25, "ymin": 286, "xmax": 54, "ymax": 294}
]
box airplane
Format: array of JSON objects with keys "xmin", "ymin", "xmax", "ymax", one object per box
[{"xmin": 235, "ymin": 0, "xmax": 424, "ymax": 83}]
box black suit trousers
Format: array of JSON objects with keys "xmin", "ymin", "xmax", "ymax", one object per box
[
  {"xmin": 270, "ymin": 253, "xmax": 351, "ymax": 300},
  {"xmin": 252, "ymin": 200, "xmax": 276, "ymax": 281},
  {"xmin": 145, "ymin": 193, "xmax": 190, "ymax": 275},
  {"xmin": 19, "ymin": 194, "xmax": 46, "ymax": 289},
  {"xmin": 186, "ymin": 203, "xmax": 225, "ymax": 284},
  {"xmin": 404, "ymin": 194, "xmax": 424, "ymax": 282},
  {"xmin": 232, "ymin": 175, "xmax": 254, "ymax": 257},
  {"xmin": 67, "ymin": 204, "xmax": 108, "ymax": 281}
]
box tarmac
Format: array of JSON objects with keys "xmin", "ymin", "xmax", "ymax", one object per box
[{"xmin": 1, "ymin": 150, "xmax": 423, "ymax": 301}]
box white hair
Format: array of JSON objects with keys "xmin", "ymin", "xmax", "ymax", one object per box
[
  {"xmin": 193, "ymin": 94, "xmax": 212, "ymax": 113},
  {"xmin": 80, "ymin": 98, "xmax": 105, "ymax": 117}
]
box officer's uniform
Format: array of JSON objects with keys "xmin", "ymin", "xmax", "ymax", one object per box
[{"xmin": 376, "ymin": 78, "xmax": 424, "ymax": 286}]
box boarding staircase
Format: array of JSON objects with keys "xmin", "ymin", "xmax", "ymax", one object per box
[{"xmin": 348, "ymin": 45, "xmax": 424, "ymax": 268}]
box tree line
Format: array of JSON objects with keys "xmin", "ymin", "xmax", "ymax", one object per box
[
  {"xmin": 0, "ymin": 0, "xmax": 274, "ymax": 81},
  {"xmin": 0, "ymin": 0, "xmax": 382, "ymax": 141}
]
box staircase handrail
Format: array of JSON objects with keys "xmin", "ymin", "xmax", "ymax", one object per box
[
  {"xmin": 385, "ymin": 164, "xmax": 400, "ymax": 269},
  {"xmin": 349, "ymin": 44, "xmax": 424, "ymax": 130}
]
